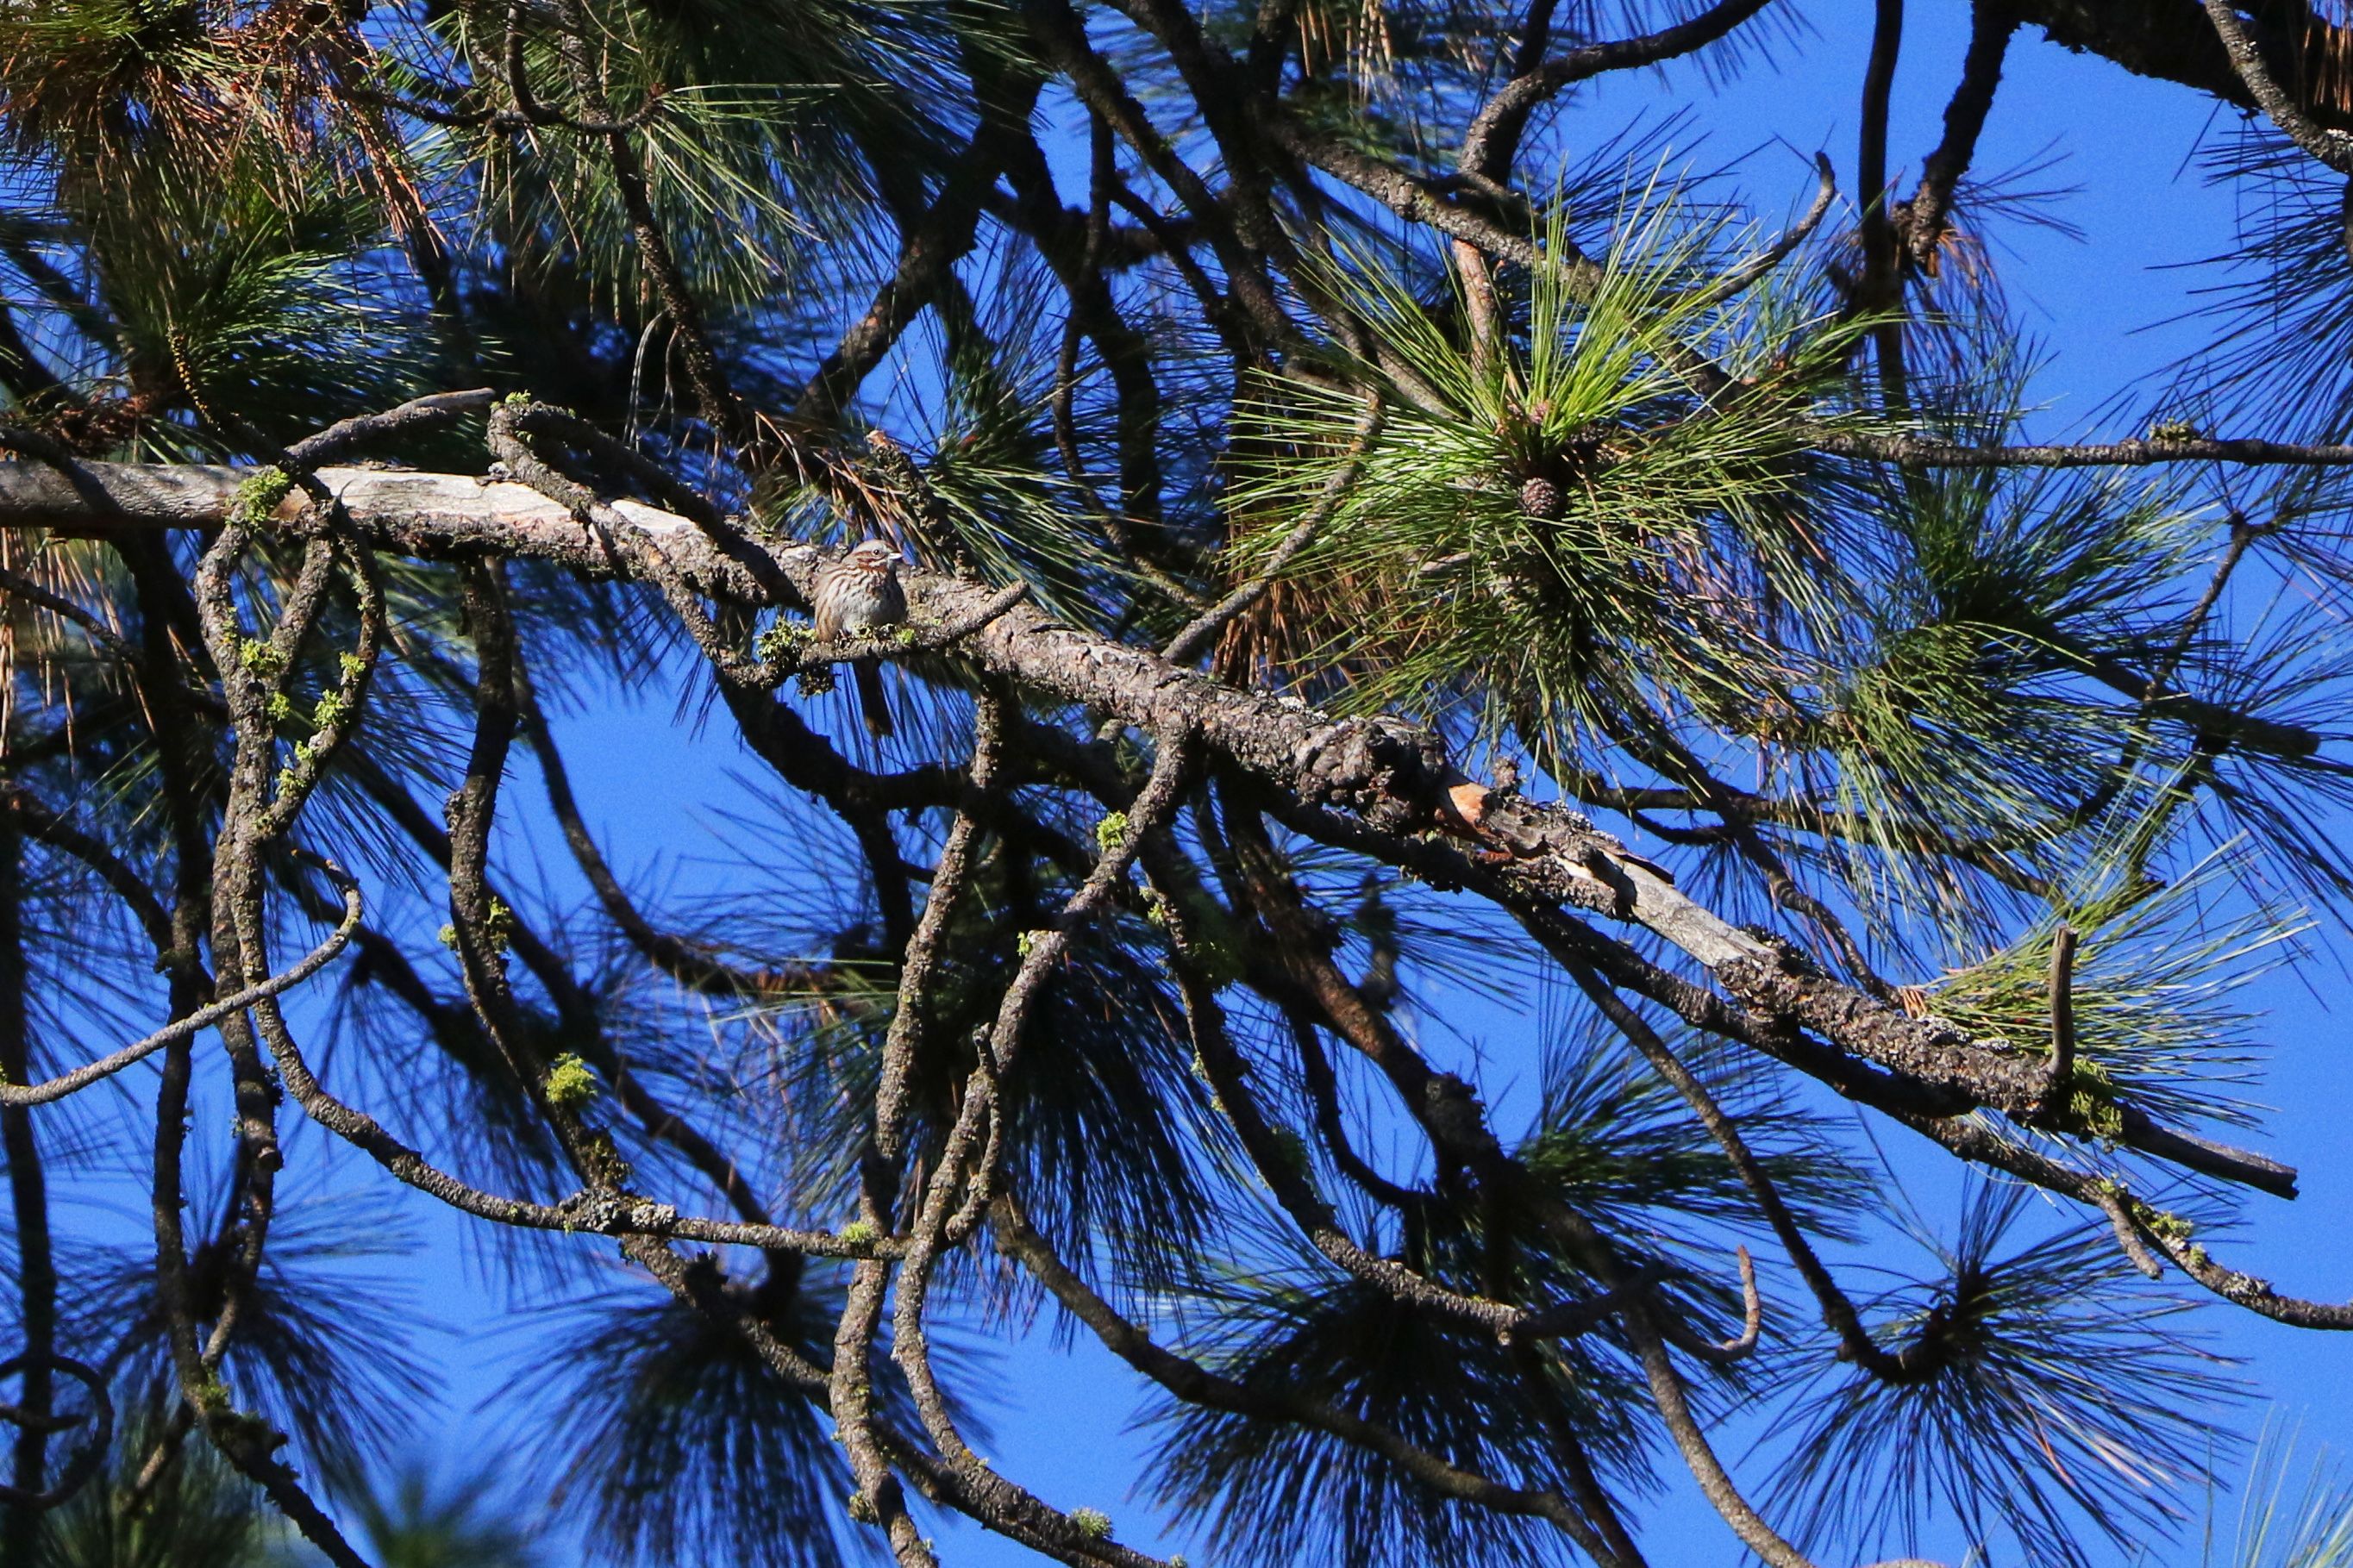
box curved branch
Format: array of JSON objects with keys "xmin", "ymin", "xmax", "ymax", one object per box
[
  {"xmin": 8, "ymin": 792, "xmax": 172, "ymax": 955},
  {"xmin": 1682, "ymin": 155, "xmax": 1838, "ymax": 315},
  {"xmin": 1555, "ymin": 952, "xmax": 1903, "ymax": 1376},
  {"xmin": 0, "ymin": 860, "xmax": 362, "ymax": 1109},
  {"xmin": 2200, "ymin": 0, "xmax": 2353, "ymax": 172},
  {"xmin": 0, "ymin": 1353, "xmax": 110, "ymax": 1510},
  {"xmin": 872, "ymin": 693, "xmax": 1007, "ymax": 1174},
  {"xmin": 0, "ymin": 565, "xmax": 136, "ymax": 664},
  {"xmin": 1286, "ymin": 1008, "xmax": 1439, "ymax": 1211},
  {"xmin": 516, "ymin": 667, "xmax": 807, "ymax": 999},
  {"xmin": 2043, "ymin": 925, "xmax": 2078, "ymax": 1115},
  {"xmin": 1889, "ymin": 1107, "xmax": 2353, "ymax": 1328},
  {"xmin": 990, "ymin": 1193, "xmax": 1636, "ymax": 1565},
  {"xmin": 284, "ymin": 389, "xmax": 497, "ymax": 469},
  {"xmin": 1458, "ymin": 0, "xmax": 1783, "ymax": 181},
  {"xmin": 1161, "ymin": 389, "xmax": 1382, "ymax": 666},
  {"xmin": 1901, "ymin": 0, "xmax": 2019, "ymax": 267}
]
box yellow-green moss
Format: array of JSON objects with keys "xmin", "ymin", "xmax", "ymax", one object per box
[{"xmin": 544, "ymin": 1053, "xmax": 598, "ymax": 1112}]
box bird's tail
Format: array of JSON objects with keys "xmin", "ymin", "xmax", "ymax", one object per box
[{"xmin": 854, "ymin": 659, "xmax": 893, "ymax": 739}]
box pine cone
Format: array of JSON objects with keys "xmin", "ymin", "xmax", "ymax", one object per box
[{"xmin": 1520, "ymin": 474, "xmax": 1563, "ymax": 521}]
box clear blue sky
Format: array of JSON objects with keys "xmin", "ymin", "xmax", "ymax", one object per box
[{"xmin": 75, "ymin": 2, "xmax": 2353, "ymax": 1563}]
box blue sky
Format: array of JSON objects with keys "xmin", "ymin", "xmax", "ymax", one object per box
[
  {"xmin": 34, "ymin": 2, "xmax": 2353, "ymax": 1565},
  {"xmin": 911, "ymin": 8, "xmax": 2353, "ymax": 1562},
  {"xmin": 957, "ymin": 9, "xmax": 2353, "ymax": 1560}
]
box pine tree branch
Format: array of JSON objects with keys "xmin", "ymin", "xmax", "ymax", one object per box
[
  {"xmin": 1901, "ymin": 0, "xmax": 2019, "ymax": 267},
  {"xmin": 1819, "ymin": 429, "xmax": 2353, "ymax": 467},
  {"xmin": 989, "ymin": 1191, "xmax": 1641, "ymax": 1566},
  {"xmin": 0, "ymin": 455, "xmax": 2311, "ymax": 1196},
  {"xmin": 2200, "ymin": 0, "xmax": 2353, "ymax": 172},
  {"xmin": 1458, "ymin": 0, "xmax": 1784, "ymax": 182}
]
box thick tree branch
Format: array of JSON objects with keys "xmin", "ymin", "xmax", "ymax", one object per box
[{"xmin": 0, "ymin": 455, "xmax": 2306, "ymax": 1197}]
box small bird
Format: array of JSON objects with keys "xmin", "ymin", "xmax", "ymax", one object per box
[{"xmin": 810, "ymin": 537, "xmax": 908, "ymax": 738}]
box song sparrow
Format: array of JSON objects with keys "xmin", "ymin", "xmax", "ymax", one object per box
[{"xmin": 811, "ymin": 538, "xmax": 908, "ymax": 738}]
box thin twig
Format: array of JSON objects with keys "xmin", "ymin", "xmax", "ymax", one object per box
[
  {"xmin": 1681, "ymin": 155, "xmax": 1838, "ymax": 315},
  {"xmin": 1161, "ymin": 390, "xmax": 1383, "ymax": 666},
  {"xmin": 0, "ymin": 875, "xmax": 362, "ymax": 1109}
]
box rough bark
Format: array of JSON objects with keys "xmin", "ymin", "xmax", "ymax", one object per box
[{"xmin": 0, "ymin": 456, "xmax": 2295, "ymax": 1196}]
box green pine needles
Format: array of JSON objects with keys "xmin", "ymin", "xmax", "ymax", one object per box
[
  {"xmin": 1228, "ymin": 189, "xmax": 1876, "ymax": 753},
  {"xmin": 9, "ymin": 3, "xmax": 2353, "ymax": 1568}
]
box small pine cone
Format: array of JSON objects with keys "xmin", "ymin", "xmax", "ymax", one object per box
[{"xmin": 1520, "ymin": 474, "xmax": 1563, "ymax": 521}]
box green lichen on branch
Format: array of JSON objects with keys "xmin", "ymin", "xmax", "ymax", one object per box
[
  {"xmin": 581, "ymin": 1128, "xmax": 632, "ymax": 1186},
  {"xmin": 544, "ymin": 1052, "xmax": 598, "ymax": 1112},
  {"xmin": 206, "ymin": 1406, "xmax": 285, "ymax": 1454},
  {"xmin": 755, "ymin": 621, "xmax": 809, "ymax": 665},
  {"xmin": 2056, "ymin": 1058, "xmax": 2126, "ymax": 1144},
  {"xmin": 1925, "ymin": 875, "xmax": 2282, "ymax": 1140},
  {"xmin": 1165, "ymin": 887, "xmax": 1249, "ymax": 990},
  {"xmin": 435, "ymin": 900, "xmax": 517, "ymax": 965},
  {"xmin": 838, "ymin": 1218, "xmax": 878, "ymax": 1246},
  {"xmin": 1070, "ymin": 1508, "xmax": 1113, "ymax": 1541},
  {"xmin": 238, "ymin": 639, "xmax": 289, "ymax": 680},
  {"xmin": 1094, "ymin": 811, "xmax": 1130, "ymax": 855},
  {"xmin": 189, "ymin": 1374, "xmax": 234, "ymax": 1415},
  {"xmin": 1186, "ymin": 928, "xmax": 1248, "ymax": 992},
  {"xmin": 227, "ymin": 465, "xmax": 292, "ymax": 526}
]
